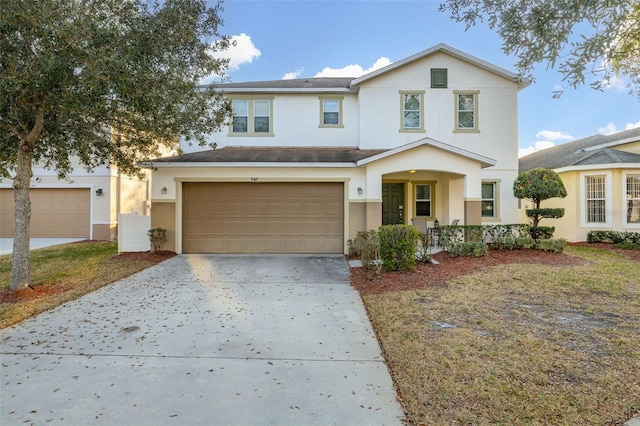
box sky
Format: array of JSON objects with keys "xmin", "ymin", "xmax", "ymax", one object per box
[{"xmin": 209, "ymin": 0, "xmax": 640, "ymax": 157}]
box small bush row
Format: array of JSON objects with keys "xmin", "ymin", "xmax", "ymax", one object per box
[{"xmin": 587, "ymin": 230, "xmax": 640, "ymax": 246}]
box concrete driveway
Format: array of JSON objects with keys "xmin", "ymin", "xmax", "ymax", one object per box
[
  {"xmin": 0, "ymin": 255, "xmax": 405, "ymax": 425},
  {"xmin": 0, "ymin": 238, "xmax": 87, "ymax": 256}
]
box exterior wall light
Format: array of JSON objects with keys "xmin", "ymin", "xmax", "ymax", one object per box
[
  {"xmin": 357, "ymin": 187, "xmax": 363, "ymax": 195},
  {"xmin": 95, "ymin": 188, "xmax": 103, "ymax": 196},
  {"xmin": 161, "ymin": 187, "xmax": 167, "ymax": 195}
]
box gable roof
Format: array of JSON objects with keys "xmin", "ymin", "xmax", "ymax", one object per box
[
  {"xmin": 351, "ymin": 43, "xmax": 530, "ymax": 90},
  {"xmin": 208, "ymin": 44, "xmax": 528, "ymax": 93},
  {"xmin": 147, "ymin": 146, "xmax": 388, "ymax": 167},
  {"xmin": 356, "ymin": 137, "xmax": 496, "ymax": 168},
  {"xmin": 519, "ymin": 127, "xmax": 640, "ymax": 172}
]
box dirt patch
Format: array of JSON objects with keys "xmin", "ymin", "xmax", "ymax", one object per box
[
  {"xmin": 351, "ymin": 248, "xmax": 591, "ymax": 294},
  {"xmin": 111, "ymin": 250, "xmax": 177, "ymax": 263}
]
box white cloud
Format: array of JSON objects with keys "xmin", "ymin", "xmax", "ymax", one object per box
[
  {"xmin": 625, "ymin": 120, "xmax": 640, "ymax": 130},
  {"xmin": 282, "ymin": 68, "xmax": 304, "ymax": 80},
  {"xmin": 201, "ymin": 33, "xmax": 261, "ymax": 84},
  {"xmin": 519, "ymin": 129, "xmax": 574, "ymax": 158},
  {"xmin": 598, "ymin": 122, "xmax": 619, "ymax": 135},
  {"xmin": 314, "ymin": 56, "xmax": 392, "ymax": 78},
  {"xmin": 598, "ymin": 120, "xmax": 640, "ymax": 135},
  {"xmin": 519, "ymin": 141, "xmax": 556, "ymax": 158},
  {"xmin": 535, "ymin": 130, "xmax": 573, "ymax": 142}
]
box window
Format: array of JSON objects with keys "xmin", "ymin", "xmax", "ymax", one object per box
[
  {"xmin": 415, "ymin": 183, "xmax": 433, "ymax": 217},
  {"xmin": 626, "ymin": 174, "xmax": 640, "ymax": 224},
  {"xmin": 454, "ymin": 91, "xmax": 479, "ymax": 132},
  {"xmin": 319, "ymin": 97, "xmax": 343, "ymax": 127},
  {"xmin": 585, "ymin": 175, "xmax": 606, "ymax": 223},
  {"xmin": 399, "ymin": 91, "xmax": 424, "ymax": 132},
  {"xmin": 431, "ymin": 68, "xmax": 447, "ymax": 88},
  {"xmin": 481, "ymin": 182, "xmax": 496, "ymax": 218},
  {"xmin": 230, "ymin": 98, "xmax": 273, "ymax": 136}
]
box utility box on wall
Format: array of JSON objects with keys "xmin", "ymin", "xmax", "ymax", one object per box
[{"xmin": 117, "ymin": 213, "xmax": 151, "ymax": 253}]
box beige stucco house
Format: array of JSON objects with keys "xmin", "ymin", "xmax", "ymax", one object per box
[
  {"xmin": 147, "ymin": 44, "xmax": 530, "ymax": 254},
  {"xmin": 0, "ymin": 161, "xmax": 152, "ymax": 241},
  {"xmin": 518, "ymin": 127, "xmax": 640, "ymax": 242}
]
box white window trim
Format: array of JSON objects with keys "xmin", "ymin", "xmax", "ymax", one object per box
[
  {"xmin": 399, "ymin": 90, "xmax": 425, "ymax": 133},
  {"xmin": 481, "ymin": 180, "xmax": 500, "ymax": 221},
  {"xmin": 580, "ymin": 171, "xmax": 612, "ymax": 228},
  {"xmin": 318, "ymin": 96, "xmax": 344, "ymax": 128},
  {"xmin": 229, "ymin": 96, "xmax": 274, "ymax": 137},
  {"xmin": 453, "ymin": 90, "xmax": 480, "ymax": 133},
  {"xmin": 622, "ymin": 170, "xmax": 640, "ymax": 228}
]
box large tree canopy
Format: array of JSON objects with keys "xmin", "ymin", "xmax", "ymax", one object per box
[
  {"xmin": 0, "ymin": 0, "xmax": 231, "ymax": 290},
  {"xmin": 440, "ymin": 0, "xmax": 640, "ymax": 98}
]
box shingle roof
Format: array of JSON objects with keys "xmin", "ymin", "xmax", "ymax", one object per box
[
  {"xmin": 209, "ymin": 77, "xmax": 355, "ymax": 92},
  {"xmin": 519, "ymin": 127, "xmax": 640, "ymax": 172},
  {"xmin": 151, "ymin": 146, "xmax": 389, "ymax": 164}
]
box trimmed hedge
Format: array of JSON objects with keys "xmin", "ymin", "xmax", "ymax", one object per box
[
  {"xmin": 378, "ymin": 224, "xmax": 419, "ymax": 271},
  {"xmin": 587, "ymin": 230, "xmax": 640, "ymax": 245}
]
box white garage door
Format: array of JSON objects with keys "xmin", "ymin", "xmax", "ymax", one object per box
[
  {"xmin": 0, "ymin": 188, "xmax": 91, "ymax": 238},
  {"xmin": 182, "ymin": 182, "xmax": 344, "ymax": 253}
]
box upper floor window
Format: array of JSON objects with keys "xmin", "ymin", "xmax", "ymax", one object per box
[
  {"xmin": 626, "ymin": 173, "xmax": 640, "ymax": 224},
  {"xmin": 319, "ymin": 97, "xmax": 343, "ymax": 128},
  {"xmin": 481, "ymin": 182, "xmax": 496, "ymax": 218},
  {"xmin": 399, "ymin": 91, "xmax": 425, "ymax": 132},
  {"xmin": 454, "ymin": 91, "xmax": 479, "ymax": 132},
  {"xmin": 230, "ymin": 98, "xmax": 274, "ymax": 136},
  {"xmin": 585, "ymin": 175, "xmax": 606, "ymax": 223}
]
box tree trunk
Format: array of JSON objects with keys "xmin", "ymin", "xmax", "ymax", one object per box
[
  {"xmin": 11, "ymin": 146, "xmax": 34, "ymax": 291},
  {"xmin": 10, "ymin": 111, "xmax": 44, "ymax": 291}
]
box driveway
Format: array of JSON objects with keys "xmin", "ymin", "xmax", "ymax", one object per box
[
  {"xmin": 0, "ymin": 238, "xmax": 87, "ymax": 256},
  {"xmin": 0, "ymin": 255, "xmax": 405, "ymax": 425}
]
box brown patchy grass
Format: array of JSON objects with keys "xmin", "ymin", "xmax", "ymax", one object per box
[
  {"xmin": 0, "ymin": 241, "xmax": 175, "ymax": 329},
  {"xmin": 357, "ymin": 245, "xmax": 640, "ymax": 425}
]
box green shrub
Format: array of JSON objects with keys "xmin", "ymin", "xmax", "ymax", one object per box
[
  {"xmin": 147, "ymin": 228, "xmax": 167, "ymax": 253},
  {"xmin": 526, "ymin": 208, "xmax": 565, "ymax": 219},
  {"xmin": 347, "ymin": 230, "xmax": 381, "ymax": 275},
  {"xmin": 449, "ymin": 241, "xmax": 488, "ymax": 257},
  {"xmin": 587, "ymin": 230, "xmax": 640, "ymax": 244},
  {"xmin": 378, "ymin": 225, "xmax": 419, "ymax": 271},
  {"xmin": 528, "ymin": 226, "xmax": 555, "ymax": 240},
  {"xmin": 614, "ymin": 241, "xmax": 640, "ymax": 250},
  {"xmin": 533, "ymin": 238, "xmax": 566, "ymax": 253}
]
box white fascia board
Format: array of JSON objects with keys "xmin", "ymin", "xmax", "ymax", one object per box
[
  {"xmin": 356, "ymin": 137, "xmax": 496, "ymax": 168},
  {"xmin": 219, "ymin": 88, "xmax": 355, "ymax": 94},
  {"xmin": 582, "ymin": 137, "xmax": 640, "ymax": 151},
  {"xmin": 351, "ymin": 43, "xmax": 530, "ymax": 90},
  {"xmin": 145, "ymin": 162, "xmax": 357, "ymax": 168},
  {"xmin": 555, "ymin": 163, "xmax": 640, "ymax": 173}
]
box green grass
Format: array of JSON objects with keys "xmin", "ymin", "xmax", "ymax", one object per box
[
  {"xmin": 0, "ymin": 241, "xmax": 162, "ymax": 328},
  {"xmin": 361, "ymin": 246, "xmax": 640, "ymax": 425}
]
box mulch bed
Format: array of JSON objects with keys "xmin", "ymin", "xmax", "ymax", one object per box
[{"xmin": 351, "ymin": 243, "xmax": 639, "ymax": 295}]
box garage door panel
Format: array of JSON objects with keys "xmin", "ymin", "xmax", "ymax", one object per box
[
  {"xmin": 182, "ymin": 182, "xmax": 344, "ymax": 254},
  {"xmin": 0, "ymin": 188, "xmax": 90, "ymax": 238}
]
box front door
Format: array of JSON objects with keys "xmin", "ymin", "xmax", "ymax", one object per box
[{"xmin": 382, "ymin": 183, "xmax": 404, "ymax": 225}]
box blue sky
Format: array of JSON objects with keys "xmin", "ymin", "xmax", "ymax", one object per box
[{"xmin": 211, "ymin": 0, "xmax": 640, "ymax": 157}]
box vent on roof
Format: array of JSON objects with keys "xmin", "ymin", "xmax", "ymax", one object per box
[{"xmin": 431, "ymin": 68, "xmax": 447, "ymax": 88}]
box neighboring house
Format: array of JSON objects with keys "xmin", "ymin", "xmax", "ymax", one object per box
[
  {"xmin": 146, "ymin": 43, "xmax": 529, "ymax": 254},
  {"xmin": 518, "ymin": 127, "xmax": 640, "ymax": 242},
  {"xmin": 0, "ymin": 161, "xmax": 152, "ymax": 241}
]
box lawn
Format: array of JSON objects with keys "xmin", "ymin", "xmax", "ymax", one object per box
[
  {"xmin": 356, "ymin": 245, "xmax": 640, "ymax": 425},
  {"xmin": 0, "ymin": 241, "xmax": 174, "ymax": 329}
]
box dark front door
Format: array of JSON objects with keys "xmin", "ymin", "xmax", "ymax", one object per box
[{"xmin": 382, "ymin": 183, "xmax": 404, "ymax": 225}]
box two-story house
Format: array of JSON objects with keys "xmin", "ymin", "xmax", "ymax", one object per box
[{"xmin": 146, "ymin": 44, "xmax": 529, "ymax": 254}]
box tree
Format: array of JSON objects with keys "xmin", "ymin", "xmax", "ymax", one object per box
[
  {"xmin": 513, "ymin": 168, "xmax": 567, "ymax": 238},
  {"xmin": 0, "ymin": 0, "xmax": 231, "ymax": 290},
  {"xmin": 440, "ymin": 0, "xmax": 640, "ymax": 98}
]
